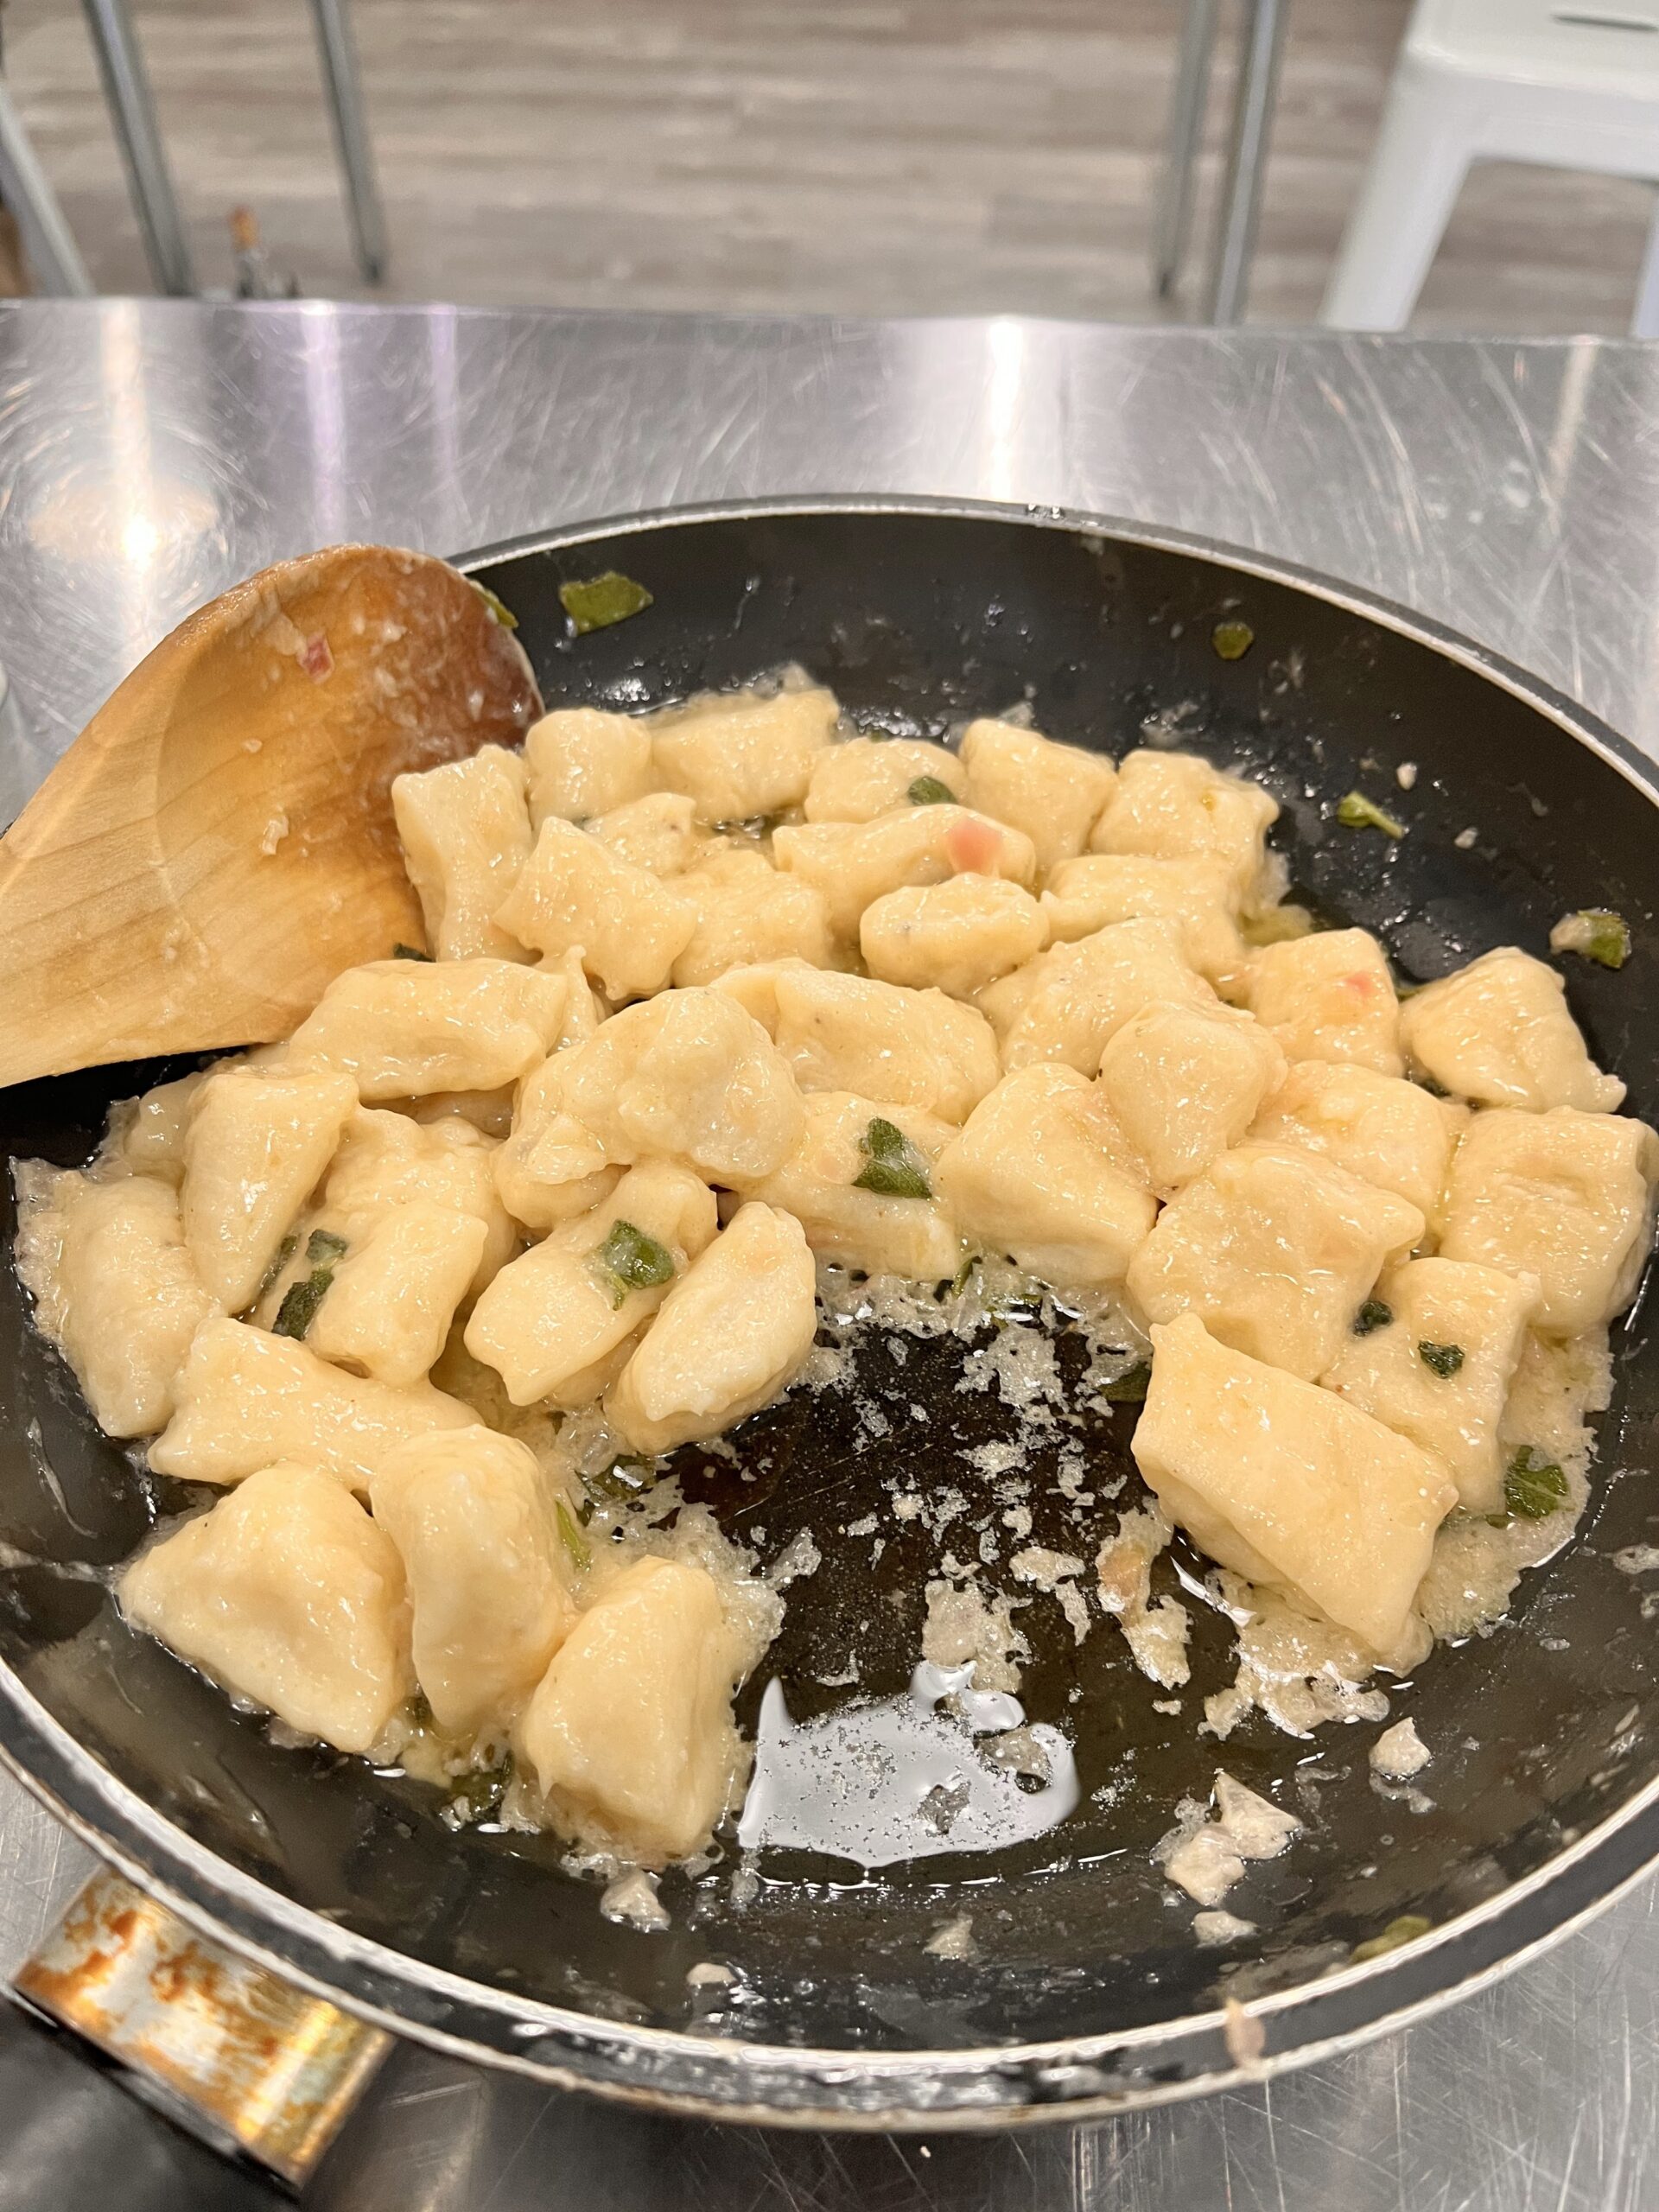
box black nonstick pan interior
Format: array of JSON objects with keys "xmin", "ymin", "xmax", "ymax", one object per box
[{"xmin": 3, "ymin": 502, "xmax": 1658, "ymax": 2094}]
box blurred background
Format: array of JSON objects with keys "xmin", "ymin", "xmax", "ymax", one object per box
[{"xmin": 0, "ymin": 0, "xmax": 1654, "ymax": 329}]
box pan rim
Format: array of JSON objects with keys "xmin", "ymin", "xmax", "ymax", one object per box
[{"xmin": 3, "ymin": 490, "xmax": 1657, "ymax": 2126}]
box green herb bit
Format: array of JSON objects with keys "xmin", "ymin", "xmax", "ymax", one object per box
[
  {"xmin": 559, "ymin": 571, "xmax": 654, "ymax": 635},
  {"xmin": 1351, "ymin": 1913, "xmax": 1432, "ymax": 1965},
  {"xmin": 306, "ymin": 1227, "xmax": 349, "ymax": 1266},
  {"xmin": 1417, "ymin": 1339, "xmax": 1464, "ymax": 1379},
  {"xmin": 592, "ymin": 1218, "xmax": 677, "ymax": 1307},
  {"xmin": 1551, "ymin": 908, "xmax": 1631, "ymax": 971},
  {"xmin": 1353, "ymin": 1299, "xmax": 1394, "ymax": 1337},
  {"xmin": 906, "ymin": 774, "xmax": 956, "ymax": 807},
  {"xmin": 1211, "ymin": 619, "xmax": 1255, "ymax": 662},
  {"xmin": 556, "ymin": 1498, "xmax": 592, "ymax": 1570},
  {"xmin": 584, "ymin": 1454, "xmax": 656, "ymax": 1504},
  {"xmin": 451, "ymin": 1762, "xmax": 511, "ymax": 1820},
  {"xmin": 1100, "ymin": 1363, "xmax": 1151, "ymax": 1405},
  {"xmin": 468, "ymin": 580, "xmax": 519, "ymax": 630},
  {"xmin": 1504, "ymin": 1445, "xmax": 1569, "ymax": 1521},
  {"xmin": 392, "ymin": 942, "xmax": 432, "ymax": 961},
  {"xmin": 272, "ymin": 1229, "xmax": 349, "ymax": 1340},
  {"xmin": 948, "ymin": 1254, "xmax": 978, "ymax": 1296},
  {"xmin": 1337, "ymin": 791, "xmax": 1407, "ymax": 840},
  {"xmin": 853, "ymin": 1116, "xmax": 933, "ymax": 1200},
  {"xmin": 253, "ymin": 1230, "xmax": 298, "ymax": 1306}
]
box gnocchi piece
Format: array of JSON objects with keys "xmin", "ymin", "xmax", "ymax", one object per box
[
  {"xmin": 605, "ymin": 1203, "xmax": 817, "ymax": 1452},
  {"xmin": 1126, "ymin": 1142, "xmax": 1426, "ymax": 1380},
  {"xmin": 290, "ymin": 958, "xmax": 568, "ymax": 1098},
  {"xmin": 1134, "ymin": 1313, "xmax": 1456, "ymax": 1655},
  {"xmin": 743, "ymin": 1091, "xmax": 963, "ymax": 1280},
  {"xmin": 1249, "ymin": 1059, "xmax": 1465, "ymax": 1221},
  {"xmin": 1246, "ymin": 929, "xmax": 1403, "ymax": 1077},
  {"xmin": 859, "ymin": 874, "xmax": 1047, "ymax": 998},
  {"xmin": 958, "ymin": 717, "xmax": 1116, "ymax": 874},
  {"xmin": 936, "ymin": 1065, "xmax": 1155, "ymax": 1290},
  {"xmin": 524, "ymin": 706, "xmax": 657, "ymax": 829},
  {"xmin": 998, "ymin": 917, "xmax": 1217, "ymax": 1077},
  {"xmin": 1437, "ymin": 1107, "xmax": 1659, "ymax": 1336},
  {"xmin": 718, "ymin": 960, "xmax": 998, "ymax": 1124},
  {"xmin": 391, "ymin": 745, "xmax": 534, "ymax": 963},
  {"xmin": 671, "ymin": 847, "xmax": 836, "ymax": 988},
  {"xmin": 772, "ymin": 805, "xmax": 1037, "ymax": 940},
  {"xmin": 325, "ymin": 1108, "xmax": 515, "ymax": 1294},
  {"xmin": 650, "ymin": 683, "xmax": 837, "ymax": 824},
  {"xmin": 1040, "ymin": 855, "xmax": 1248, "ymax": 992},
  {"xmin": 121, "ymin": 1463, "xmax": 411, "ymax": 1753},
  {"xmin": 1398, "ymin": 947, "xmax": 1624, "ymax": 1113},
  {"xmin": 181, "ymin": 1062, "xmax": 359, "ymax": 1311},
  {"xmin": 1090, "ymin": 749, "xmax": 1279, "ymax": 911},
  {"xmin": 517, "ymin": 1554, "xmax": 747, "ymax": 1865},
  {"xmin": 804, "ymin": 736, "xmax": 967, "ymax": 823},
  {"xmin": 116, "ymin": 1070, "xmax": 207, "ymax": 1185},
  {"xmin": 493, "ymin": 1057, "xmax": 623, "ymax": 1232},
  {"xmin": 149, "ymin": 1318, "xmax": 473, "ymax": 1491},
  {"xmin": 492, "ymin": 817, "xmax": 695, "ymax": 1000},
  {"xmin": 1096, "ymin": 1001, "xmax": 1287, "ymax": 1196},
  {"xmin": 465, "ymin": 1162, "xmax": 718, "ymax": 1407},
  {"xmin": 554, "ymin": 989, "xmax": 804, "ymax": 1182},
  {"xmin": 371, "ymin": 1426, "xmax": 573, "ymax": 1735},
  {"xmin": 306, "ymin": 1202, "xmax": 490, "ymax": 1388},
  {"xmin": 1321, "ymin": 1256, "xmax": 1540, "ymax": 1514},
  {"xmin": 588, "ymin": 790, "xmax": 705, "ymax": 878},
  {"xmin": 13, "ymin": 1166, "xmax": 218, "ymax": 1437}
]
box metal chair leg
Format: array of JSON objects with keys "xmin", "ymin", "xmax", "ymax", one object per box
[
  {"xmin": 0, "ymin": 79, "xmax": 92, "ymax": 296},
  {"xmin": 1153, "ymin": 0, "xmax": 1220, "ymax": 299},
  {"xmin": 307, "ymin": 0, "xmax": 388, "ymax": 283},
  {"xmin": 1202, "ymin": 0, "xmax": 1288, "ymax": 326},
  {"xmin": 1634, "ymin": 188, "xmax": 1659, "ymax": 340},
  {"xmin": 79, "ymin": 0, "xmax": 195, "ymax": 296}
]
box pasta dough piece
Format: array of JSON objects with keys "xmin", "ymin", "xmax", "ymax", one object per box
[
  {"xmin": 671, "ymin": 847, "xmax": 836, "ymax": 987},
  {"xmin": 1090, "ymin": 749, "xmax": 1278, "ymax": 911},
  {"xmin": 517, "ymin": 1554, "xmax": 747, "ymax": 1864},
  {"xmin": 391, "ymin": 745, "xmax": 534, "ymax": 963},
  {"xmin": 13, "ymin": 1166, "xmax": 218, "ymax": 1437},
  {"xmin": 859, "ymin": 875, "xmax": 1047, "ymax": 998},
  {"xmin": 650, "ymin": 683, "xmax": 837, "ymax": 824},
  {"xmin": 554, "ymin": 989, "xmax": 804, "ymax": 1181},
  {"xmin": 742, "ymin": 1091, "xmax": 963, "ymax": 1279},
  {"xmin": 307, "ymin": 1201, "xmax": 490, "ymax": 1387},
  {"xmin": 1398, "ymin": 947, "xmax": 1624, "ymax": 1113},
  {"xmin": 1246, "ymin": 929, "xmax": 1403, "ymax": 1077},
  {"xmin": 605, "ymin": 1203, "xmax": 817, "ymax": 1452},
  {"xmin": 121, "ymin": 1463, "xmax": 410, "ymax": 1754},
  {"xmin": 958, "ymin": 716, "xmax": 1116, "ymax": 874},
  {"xmin": 465, "ymin": 1161, "xmax": 718, "ymax": 1407},
  {"xmin": 149, "ymin": 1318, "xmax": 473, "ymax": 1491},
  {"xmin": 588, "ymin": 790, "xmax": 705, "ymax": 878},
  {"xmin": 1437, "ymin": 1107, "xmax": 1659, "ymax": 1336},
  {"xmin": 936, "ymin": 1065, "xmax": 1155, "ymax": 1290},
  {"xmin": 116, "ymin": 1070, "xmax": 207, "ymax": 1185},
  {"xmin": 1134, "ymin": 1313, "xmax": 1456, "ymax": 1654},
  {"xmin": 999, "ymin": 917, "xmax": 1217, "ymax": 1077},
  {"xmin": 804, "ymin": 736, "xmax": 967, "ymax": 823},
  {"xmin": 325, "ymin": 1108, "xmax": 515, "ymax": 1294},
  {"xmin": 1040, "ymin": 855, "xmax": 1248, "ymax": 992},
  {"xmin": 772, "ymin": 805, "xmax": 1037, "ymax": 939},
  {"xmin": 371, "ymin": 1426, "xmax": 573, "ymax": 1735},
  {"xmin": 181, "ymin": 1063, "xmax": 359, "ymax": 1311},
  {"xmin": 1096, "ymin": 1001, "xmax": 1287, "ymax": 1196},
  {"xmin": 718, "ymin": 960, "xmax": 998, "ymax": 1123},
  {"xmin": 1249, "ymin": 1059, "xmax": 1465, "ymax": 1222},
  {"xmin": 1126, "ymin": 1142, "xmax": 1425, "ymax": 1380},
  {"xmin": 1321, "ymin": 1256, "xmax": 1539, "ymax": 1514},
  {"xmin": 524, "ymin": 706, "xmax": 657, "ymax": 829},
  {"xmin": 493, "ymin": 1057, "xmax": 623, "ymax": 1231},
  {"xmin": 492, "ymin": 817, "xmax": 695, "ymax": 1000},
  {"xmin": 290, "ymin": 958, "xmax": 567, "ymax": 1097}
]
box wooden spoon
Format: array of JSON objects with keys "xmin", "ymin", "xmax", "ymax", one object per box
[{"xmin": 0, "ymin": 544, "xmax": 543, "ymax": 1090}]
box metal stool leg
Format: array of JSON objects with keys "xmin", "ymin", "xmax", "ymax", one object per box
[
  {"xmin": 0, "ymin": 79, "xmax": 92, "ymax": 295},
  {"xmin": 1153, "ymin": 0, "xmax": 1220, "ymax": 299},
  {"xmin": 1635, "ymin": 188, "xmax": 1659, "ymax": 340},
  {"xmin": 307, "ymin": 0, "xmax": 388, "ymax": 283},
  {"xmin": 79, "ymin": 0, "xmax": 195, "ymax": 295},
  {"xmin": 1202, "ymin": 0, "xmax": 1288, "ymax": 326}
]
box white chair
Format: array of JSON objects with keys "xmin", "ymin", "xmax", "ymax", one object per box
[{"xmin": 1322, "ymin": 0, "xmax": 1659, "ymax": 336}]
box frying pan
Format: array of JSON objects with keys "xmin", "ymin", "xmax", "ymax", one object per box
[{"xmin": 2, "ymin": 497, "xmax": 1658, "ymax": 2132}]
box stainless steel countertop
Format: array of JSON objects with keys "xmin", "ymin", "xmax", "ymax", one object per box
[{"xmin": 1, "ymin": 300, "xmax": 1657, "ymax": 2210}]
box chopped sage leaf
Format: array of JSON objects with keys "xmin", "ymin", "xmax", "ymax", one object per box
[
  {"xmin": 254, "ymin": 1230, "xmax": 298, "ymax": 1304},
  {"xmin": 468, "ymin": 579, "xmax": 519, "ymax": 631},
  {"xmin": 1351, "ymin": 1913, "xmax": 1431, "ymax": 1964},
  {"xmin": 584, "ymin": 1454, "xmax": 656, "ymax": 1503},
  {"xmin": 407, "ymin": 1688, "xmax": 435, "ymax": 1731},
  {"xmin": 1211, "ymin": 619, "xmax": 1255, "ymax": 661},
  {"xmin": 854, "ymin": 1116, "xmax": 932, "ymax": 1200},
  {"xmin": 392, "ymin": 942, "xmax": 432, "ymax": 961},
  {"xmin": 274, "ymin": 1272, "xmax": 331, "ymax": 1340},
  {"xmin": 1352, "ymin": 1299, "xmax": 1394, "ymax": 1337},
  {"xmin": 1550, "ymin": 907, "xmax": 1631, "ymax": 971},
  {"xmin": 1337, "ymin": 791, "xmax": 1407, "ymax": 840},
  {"xmin": 1099, "ymin": 1363, "xmax": 1151, "ymax": 1405},
  {"xmin": 949, "ymin": 1254, "xmax": 977, "ymax": 1296},
  {"xmin": 906, "ymin": 774, "xmax": 956, "ymax": 806},
  {"xmin": 306, "ymin": 1227, "xmax": 349, "ymax": 1266},
  {"xmin": 559, "ymin": 571, "xmax": 654, "ymax": 634},
  {"xmin": 451, "ymin": 1762, "xmax": 510, "ymax": 1819},
  {"xmin": 1505, "ymin": 1445, "xmax": 1568, "ymax": 1521},
  {"xmin": 592, "ymin": 1218, "xmax": 677, "ymax": 1306},
  {"xmin": 556, "ymin": 1498, "xmax": 592, "ymax": 1570},
  {"xmin": 1417, "ymin": 1339, "xmax": 1464, "ymax": 1379}
]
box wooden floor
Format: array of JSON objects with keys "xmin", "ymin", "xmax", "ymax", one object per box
[{"xmin": 3, "ymin": 0, "xmax": 1653, "ymax": 332}]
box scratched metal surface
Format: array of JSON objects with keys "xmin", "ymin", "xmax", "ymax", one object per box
[{"xmin": 1, "ymin": 301, "xmax": 1658, "ymax": 2209}]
